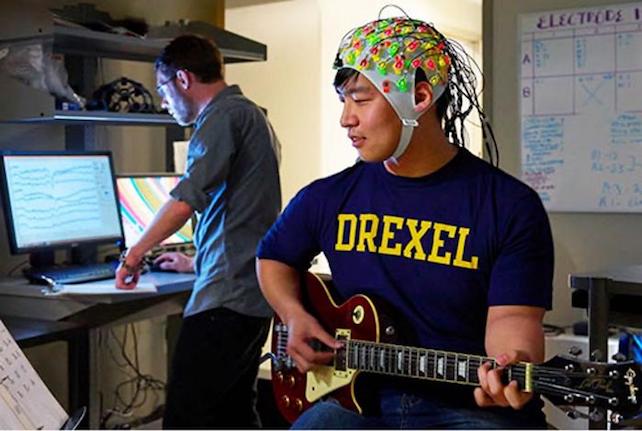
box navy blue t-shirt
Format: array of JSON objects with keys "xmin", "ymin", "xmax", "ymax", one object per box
[{"xmin": 258, "ymin": 148, "xmax": 553, "ymax": 356}]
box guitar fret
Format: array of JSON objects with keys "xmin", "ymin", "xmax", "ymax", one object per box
[
  {"xmin": 404, "ymin": 348, "xmax": 410, "ymax": 376},
  {"xmin": 428, "ymin": 350, "xmax": 437, "ymax": 379},
  {"xmin": 436, "ymin": 352, "xmax": 445, "ymax": 379},
  {"xmin": 410, "ymin": 348, "xmax": 415, "ymax": 376},
  {"xmin": 469, "ymin": 356, "xmax": 481, "ymax": 384},
  {"xmin": 389, "ymin": 346, "xmax": 395, "ymax": 374},
  {"xmin": 405, "ymin": 348, "xmax": 411, "ymax": 376},
  {"xmin": 446, "ymin": 352, "xmax": 456, "ymax": 381},
  {"xmin": 456, "ymin": 354, "xmax": 468, "ymax": 383}
]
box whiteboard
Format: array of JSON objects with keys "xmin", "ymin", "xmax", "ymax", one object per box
[{"xmin": 520, "ymin": 2, "xmax": 642, "ymax": 212}]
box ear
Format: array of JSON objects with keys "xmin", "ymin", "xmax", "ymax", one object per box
[
  {"xmin": 414, "ymin": 81, "xmax": 433, "ymax": 113},
  {"xmin": 175, "ymin": 69, "xmax": 192, "ymax": 90}
]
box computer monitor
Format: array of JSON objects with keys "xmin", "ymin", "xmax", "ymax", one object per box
[
  {"xmin": 0, "ymin": 151, "xmax": 124, "ymax": 254},
  {"xmin": 116, "ymin": 174, "xmax": 193, "ymax": 249}
]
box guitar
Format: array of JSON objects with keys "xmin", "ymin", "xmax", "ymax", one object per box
[{"xmin": 269, "ymin": 272, "xmax": 642, "ymax": 424}]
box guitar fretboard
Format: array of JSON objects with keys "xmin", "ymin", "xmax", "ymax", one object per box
[
  {"xmin": 273, "ymin": 322, "xmax": 530, "ymax": 390},
  {"xmin": 342, "ymin": 339, "xmax": 526, "ymax": 388}
]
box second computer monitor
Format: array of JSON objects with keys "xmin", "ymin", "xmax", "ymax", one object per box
[{"xmin": 116, "ymin": 174, "xmax": 194, "ymax": 249}]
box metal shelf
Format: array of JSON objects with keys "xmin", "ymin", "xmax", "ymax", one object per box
[
  {"xmin": 0, "ymin": 4, "xmax": 267, "ymax": 64},
  {"xmin": 47, "ymin": 26, "xmax": 266, "ymax": 64},
  {"xmin": 3, "ymin": 110, "xmax": 176, "ymax": 126},
  {"xmin": 0, "ymin": 3, "xmax": 267, "ymax": 125}
]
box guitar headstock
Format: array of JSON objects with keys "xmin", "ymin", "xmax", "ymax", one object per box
[{"xmin": 535, "ymin": 355, "xmax": 642, "ymax": 419}]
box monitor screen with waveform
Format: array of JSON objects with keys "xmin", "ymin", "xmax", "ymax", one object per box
[
  {"xmin": 116, "ymin": 175, "xmax": 193, "ymax": 248},
  {"xmin": 0, "ymin": 152, "xmax": 124, "ymax": 254}
]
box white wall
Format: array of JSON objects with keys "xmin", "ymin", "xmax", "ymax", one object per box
[
  {"xmin": 225, "ymin": 0, "xmax": 322, "ymax": 205},
  {"xmin": 227, "ymin": 0, "xmax": 482, "ymax": 206}
]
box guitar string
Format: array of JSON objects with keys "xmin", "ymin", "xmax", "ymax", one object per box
[
  {"xmin": 275, "ymin": 330, "xmax": 625, "ymax": 384},
  {"xmin": 346, "ymin": 341, "xmax": 620, "ymax": 379},
  {"xmin": 274, "ymin": 338, "xmax": 625, "ymax": 403},
  {"xmin": 532, "ymin": 380, "xmax": 620, "ymax": 403}
]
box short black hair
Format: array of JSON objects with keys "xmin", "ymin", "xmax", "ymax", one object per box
[
  {"xmin": 155, "ymin": 34, "xmax": 223, "ymax": 83},
  {"xmin": 333, "ymin": 68, "xmax": 450, "ymax": 121}
]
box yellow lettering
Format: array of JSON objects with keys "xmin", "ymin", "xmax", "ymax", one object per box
[
  {"xmin": 453, "ymin": 227, "xmax": 479, "ymax": 269},
  {"xmin": 356, "ymin": 214, "xmax": 379, "ymax": 252},
  {"xmin": 403, "ymin": 219, "xmax": 431, "ymax": 260},
  {"xmin": 335, "ymin": 214, "xmax": 357, "ymax": 251},
  {"xmin": 427, "ymin": 222, "xmax": 457, "ymax": 265},
  {"xmin": 378, "ymin": 215, "xmax": 404, "ymax": 256}
]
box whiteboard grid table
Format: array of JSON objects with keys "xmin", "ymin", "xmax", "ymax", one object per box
[{"xmin": 520, "ymin": 3, "xmax": 642, "ymax": 212}]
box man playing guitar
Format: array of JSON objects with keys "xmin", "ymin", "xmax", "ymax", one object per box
[{"xmin": 257, "ymin": 10, "xmax": 554, "ymax": 429}]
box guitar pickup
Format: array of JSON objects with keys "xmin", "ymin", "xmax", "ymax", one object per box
[{"xmin": 334, "ymin": 329, "xmax": 350, "ymax": 372}]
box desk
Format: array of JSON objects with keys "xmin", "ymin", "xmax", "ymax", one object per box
[
  {"xmin": 0, "ymin": 272, "xmax": 195, "ymax": 428},
  {"xmin": 3, "ymin": 315, "xmax": 83, "ymax": 347},
  {"xmin": 569, "ymin": 265, "xmax": 642, "ymax": 429}
]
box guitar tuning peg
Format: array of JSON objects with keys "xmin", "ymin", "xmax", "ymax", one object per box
[
  {"xmin": 610, "ymin": 412, "xmax": 624, "ymax": 425},
  {"xmin": 611, "ymin": 352, "xmax": 628, "ymax": 363},
  {"xmin": 590, "ymin": 349, "xmax": 603, "ymax": 362},
  {"xmin": 568, "ymin": 346, "xmax": 582, "ymax": 357}
]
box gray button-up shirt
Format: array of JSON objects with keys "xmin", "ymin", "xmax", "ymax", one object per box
[{"xmin": 170, "ymin": 85, "xmax": 281, "ymax": 318}]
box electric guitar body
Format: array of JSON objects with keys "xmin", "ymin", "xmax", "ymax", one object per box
[{"xmin": 271, "ymin": 272, "xmax": 396, "ymax": 422}]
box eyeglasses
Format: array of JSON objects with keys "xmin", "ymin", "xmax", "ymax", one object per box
[{"xmin": 156, "ymin": 74, "xmax": 176, "ymax": 95}]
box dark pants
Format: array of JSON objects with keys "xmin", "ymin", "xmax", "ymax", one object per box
[
  {"xmin": 163, "ymin": 307, "xmax": 271, "ymax": 429},
  {"xmin": 293, "ymin": 395, "xmax": 547, "ymax": 429}
]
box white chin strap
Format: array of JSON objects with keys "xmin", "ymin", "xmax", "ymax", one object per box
[{"xmin": 388, "ymin": 119, "xmax": 419, "ymax": 162}]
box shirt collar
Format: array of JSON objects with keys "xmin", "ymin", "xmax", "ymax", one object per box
[{"xmin": 195, "ymin": 84, "xmax": 243, "ymax": 127}]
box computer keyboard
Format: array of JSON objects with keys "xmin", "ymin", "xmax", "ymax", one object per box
[{"xmin": 24, "ymin": 262, "xmax": 118, "ymax": 285}]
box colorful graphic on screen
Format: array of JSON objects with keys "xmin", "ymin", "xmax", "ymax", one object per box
[{"xmin": 117, "ymin": 176, "xmax": 193, "ymax": 248}]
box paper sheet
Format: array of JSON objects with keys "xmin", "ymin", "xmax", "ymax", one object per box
[
  {"xmin": 44, "ymin": 279, "xmax": 157, "ymax": 296},
  {"xmin": 0, "ymin": 320, "xmax": 68, "ymax": 429},
  {"xmin": 173, "ymin": 140, "xmax": 189, "ymax": 174}
]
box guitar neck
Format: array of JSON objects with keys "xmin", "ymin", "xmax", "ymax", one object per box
[{"xmin": 342, "ymin": 339, "xmax": 531, "ymax": 391}]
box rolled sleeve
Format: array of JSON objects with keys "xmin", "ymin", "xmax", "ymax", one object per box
[{"xmin": 170, "ymin": 177, "xmax": 209, "ymax": 212}]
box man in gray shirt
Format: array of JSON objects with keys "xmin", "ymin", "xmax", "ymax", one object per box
[{"xmin": 115, "ymin": 34, "xmax": 281, "ymax": 428}]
